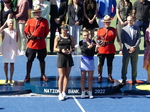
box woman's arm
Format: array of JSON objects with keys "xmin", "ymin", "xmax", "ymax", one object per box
[
  {"xmin": 83, "ymin": 1, "xmax": 90, "ymax": 21},
  {"xmin": 53, "ymin": 36, "xmax": 61, "ymax": 52},
  {"xmin": 91, "ymin": 2, "xmax": 98, "ymax": 22},
  {"xmin": 0, "ymin": 12, "xmax": 13, "ymax": 31},
  {"xmin": 1, "ymin": 30, "xmax": 4, "ymax": 41},
  {"xmin": 116, "ymin": 8, "xmax": 124, "ymax": 25}
]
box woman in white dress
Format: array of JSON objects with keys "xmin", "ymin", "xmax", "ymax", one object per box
[{"xmin": 0, "ymin": 19, "xmax": 18, "ymax": 85}]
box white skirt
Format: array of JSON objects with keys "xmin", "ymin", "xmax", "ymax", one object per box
[
  {"xmin": 80, "ymin": 57, "xmax": 95, "ymax": 71},
  {"xmin": 2, "ymin": 52, "xmax": 16, "ymax": 63}
]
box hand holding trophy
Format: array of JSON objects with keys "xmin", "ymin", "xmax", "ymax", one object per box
[{"xmin": 92, "ymin": 35, "xmax": 105, "ymax": 47}]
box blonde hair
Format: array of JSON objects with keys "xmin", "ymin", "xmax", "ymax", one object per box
[
  {"xmin": 7, "ymin": 19, "xmax": 14, "ymax": 24},
  {"xmin": 60, "ymin": 21, "xmax": 68, "ymax": 28},
  {"xmin": 82, "ymin": 27, "xmax": 89, "ymax": 33}
]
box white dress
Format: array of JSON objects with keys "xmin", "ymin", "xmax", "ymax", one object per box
[{"xmin": 0, "ymin": 28, "xmax": 18, "ymax": 63}]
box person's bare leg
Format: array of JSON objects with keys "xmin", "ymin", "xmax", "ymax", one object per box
[
  {"xmin": 10, "ymin": 63, "xmax": 14, "ymax": 83},
  {"xmin": 88, "ymin": 71, "xmax": 94, "ymax": 91},
  {"xmin": 63, "ymin": 67, "xmax": 71, "ymax": 92},
  {"xmin": 80, "ymin": 71, "xmax": 86, "ymax": 91},
  {"xmin": 58, "ymin": 68, "xmax": 64, "ymax": 93},
  {"xmin": 4, "ymin": 63, "xmax": 8, "ymax": 83},
  {"xmin": 147, "ymin": 64, "xmax": 150, "ymax": 82}
]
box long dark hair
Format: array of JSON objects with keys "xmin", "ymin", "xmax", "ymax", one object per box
[
  {"xmin": 2, "ymin": 0, "xmax": 14, "ymax": 10},
  {"xmin": 120, "ymin": 0, "xmax": 131, "ymax": 6},
  {"xmin": 84, "ymin": 0, "xmax": 95, "ymax": 10}
]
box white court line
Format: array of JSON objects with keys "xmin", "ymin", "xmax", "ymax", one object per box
[{"xmin": 73, "ymin": 96, "xmax": 86, "ymax": 112}]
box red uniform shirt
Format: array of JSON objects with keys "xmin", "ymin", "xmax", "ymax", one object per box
[
  {"xmin": 97, "ymin": 27, "xmax": 116, "ymax": 54},
  {"xmin": 24, "ymin": 18, "xmax": 49, "ymax": 50}
]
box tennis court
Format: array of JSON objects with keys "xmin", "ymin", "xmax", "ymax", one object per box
[{"xmin": 0, "ymin": 55, "xmax": 149, "ymax": 112}]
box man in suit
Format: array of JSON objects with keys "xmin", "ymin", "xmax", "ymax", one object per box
[
  {"xmin": 121, "ymin": 16, "xmax": 141, "ymax": 85},
  {"xmin": 50, "ymin": 0, "xmax": 68, "ymax": 55}
]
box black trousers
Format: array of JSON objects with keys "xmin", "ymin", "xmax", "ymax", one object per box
[
  {"xmin": 26, "ymin": 48, "xmax": 47, "ymax": 62},
  {"xmin": 50, "ymin": 23, "xmax": 61, "ymax": 52},
  {"xmin": 98, "ymin": 54, "xmax": 115, "ymax": 66}
]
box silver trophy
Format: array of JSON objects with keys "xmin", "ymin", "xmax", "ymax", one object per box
[{"xmin": 92, "ymin": 35, "xmax": 105, "ymax": 45}]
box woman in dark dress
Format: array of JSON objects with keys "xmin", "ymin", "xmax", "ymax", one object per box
[
  {"xmin": 0, "ymin": 0, "xmax": 14, "ymax": 31},
  {"xmin": 83, "ymin": 0, "xmax": 98, "ymax": 39},
  {"xmin": 116, "ymin": 0, "xmax": 132, "ymax": 54},
  {"xmin": 53, "ymin": 23, "xmax": 75, "ymax": 101}
]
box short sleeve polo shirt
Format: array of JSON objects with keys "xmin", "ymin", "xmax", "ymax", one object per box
[{"xmin": 133, "ymin": 0, "xmax": 150, "ymax": 21}]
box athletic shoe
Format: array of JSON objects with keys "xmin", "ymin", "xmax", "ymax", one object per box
[
  {"xmin": 62, "ymin": 92, "xmax": 68, "ymax": 99},
  {"xmin": 10, "ymin": 83, "xmax": 14, "ymax": 86},
  {"xmin": 81, "ymin": 91, "xmax": 85, "ymax": 99},
  {"xmin": 58, "ymin": 93, "xmax": 64, "ymax": 101},
  {"xmin": 88, "ymin": 91, "xmax": 93, "ymax": 99}
]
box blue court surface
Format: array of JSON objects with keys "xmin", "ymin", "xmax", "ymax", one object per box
[{"xmin": 0, "ymin": 55, "xmax": 150, "ymax": 112}]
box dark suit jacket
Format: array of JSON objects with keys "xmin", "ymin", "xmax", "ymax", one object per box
[
  {"xmin": 121, "ymin": 25, "xmax": 141, "ymax": 53},
  {"xmin": 50, "ymin": 0, "xmax": 68, "ymax": 25},
  {"xmin": 68, "ymin": 4, "xmax": 83, "ymax": 25}
]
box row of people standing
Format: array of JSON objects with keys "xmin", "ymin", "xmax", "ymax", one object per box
[
  {"xmin": 49, "ymin": 0, "xmax": 116, "ymax": 100},
  {"xmin": 53, "ymin": 14, "xmax": 141, "ymax": 100},
  {"xmin": 0, "ymin": 12, "xmax": 144, "ymax": 101},
  {"xmin": 67, "ymin": 0, "xmax": 116, "ymax": 54},
  {"xmin": 0, "ymin": 0, "xmax": 29, "ymax": 85},
  {"xmin": 51, "ymin": 0, "xmax": 150, "ymax": 55},
  {"xmin": 0, "ymin": 0, "xmax": 118, "ymax": 55},
  {"xmin": 47, "ymin": 0, "xmax": 116, "ymax": 54},
  {"xmin": 0, "ymin": 0, "xmax": 47, "ymax": 56},
  {"xmin": 0, "ymin": 0, "xmax": 29, "ymax": 55},
  {"xmin": 0, "ymin": 0, "xmax": 150, "ymax": 100},
  {"xmin": 116, "ymin": 0, "xmax": 150, "ymax": 53},
  {"xmin": 1, "ymin": 0, "xmax": 150, "ymax": 55},
  {"xmin": 0, "ymin": 3, "xmax": 73, "ymax": 101},
  {"xmin": 0, "ymin": 4, "xmax": 50, "ymax": 85},
  {"xmin": 116, "ymin": 0, "xmax": 150, "ymax": 85}
]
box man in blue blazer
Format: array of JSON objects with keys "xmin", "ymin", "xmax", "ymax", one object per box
[
  {"xmin": 121, "ymin": 16, "xmax": 141, "ymax": 85},
  {"xmin": 50, "ymin": 0, "xmax": 68, "ymax": 54}
]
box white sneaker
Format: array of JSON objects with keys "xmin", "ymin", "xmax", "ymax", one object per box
[
  {"xmin": 10, "ymin": 83, "xmax": 14, "ymax": 86},
  {"xmin": 58, "ymin": 93, "xmax": 64, "ymax": 101},
  {"xmin": 88, "ymin": 91, "xmax": 94, "ymax": 99},
  {"xmin": 62, "ymin": 92, "xmax": 68, "ymax": 99},
  {"xmin": 19, "ymin": 50, "xmax": 25, "ymax": 56},
  {"xmin": 81, "ymin": 91, "xmax": 85, "ymax": 99}
]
